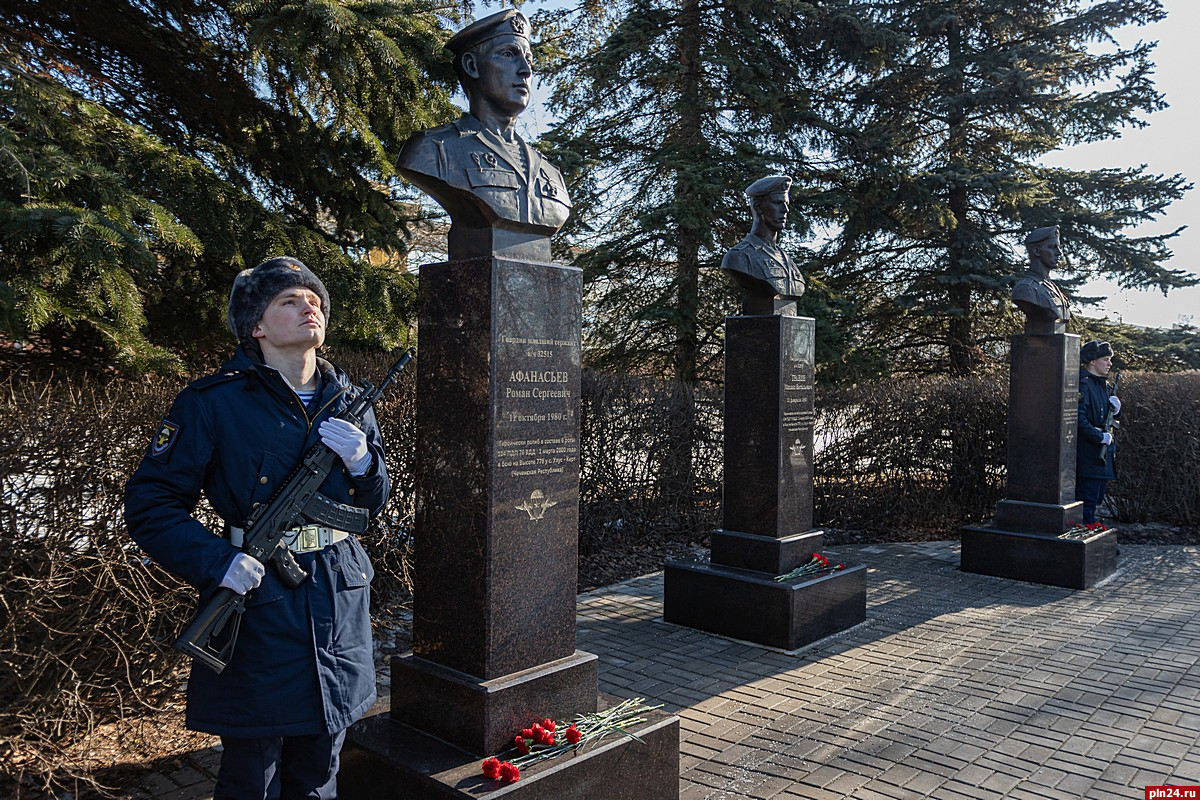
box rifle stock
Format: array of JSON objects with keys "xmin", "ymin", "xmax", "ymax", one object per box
[
  {"xmin": 174, "ymin": 588, "xmax": 245, "ymax": 674},
  {"xmin": 173, "ymin": 348, "xmax": 415, "ymax": 674}
]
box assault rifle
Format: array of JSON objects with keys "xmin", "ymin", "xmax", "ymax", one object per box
[
  {"xmin": 1097, "ymin": 371, "xmax": 1120, "ymax": 465},
  {"xmin": 174, "ymin": 348, "xmax": 415, "ymax": 674}
]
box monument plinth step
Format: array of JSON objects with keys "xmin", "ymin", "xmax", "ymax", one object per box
[
  {"xmin": 342, "ymin": 694, "xmax": 680, "ymax": 799},
  {"xmin": 663, "ymin": 558, "xmax": 866, "ymax": 651},
  {"xmin": 709, "ymin": 528, "xmax": 825, "ymax": 574},
  {"xmin": 960, "ymin": 525, "xmax": 1118, "ymax": 589},
  {"xmin": 390, "ymin": 650, "xmax": 598, "ymax": 757}
]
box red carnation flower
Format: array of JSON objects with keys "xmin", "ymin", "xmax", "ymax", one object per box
[
  {"xmin": 520, "ymin": 728, "xmax": 534, "ymax": 739},
  {"xmin": 836, "ymin": 563, "xmax": 845, "ymax": 570},
  {"xmin": 514, "ymin": 735, "xmax": 530, "ymax": 755},
  {"xmin": 565, "ymin": 724, "xmax": 582, "ymax": 745},
  {"xmin": 498, "ymin": 762, "xmax": 521, "ymax": 783},
  {"xmin": 542, "ymin": 718, "xmax": 556, "ymax": 732},
  {"xmin": 481, "ymin": 757, "xmax": 501, "ymax": 779}
]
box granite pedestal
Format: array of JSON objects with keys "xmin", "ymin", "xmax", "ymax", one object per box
[
  {"xmin": 342, "ymin": 695, "xmax": 679, "ymax": 800},
  {"xmin": 344, "ymin": 257, "xmax": 678, "ymax": 796},
  {"xmin": 960, "ymin": 525, "xmax": 1118, "ymax": 590},
  {"xmin": 664, "ymin": 559, "xmax": 867, "ymax": 650},
  {"xmin": 390, "ymin": 650, "xmax": 598, "ymax": 756},
  {"xmin": 720, "ymin": 315, "xmax": 818, "ymax": 539},
  {"xmin": 960, "ymin": 332, "xmax": 1117, "ymax": 587},
  {"xmin": 664, "ymin": 315, "xmax": 865, "ymax": 648}
]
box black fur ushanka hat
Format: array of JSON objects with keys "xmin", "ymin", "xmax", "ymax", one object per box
[
  {"xmin": 226, "ymin": 257, "xmax": 330, "ymax": 341},
  {"xmin": 1080, "ymin": 340, "xmax": 1113, "ymax": 364}
]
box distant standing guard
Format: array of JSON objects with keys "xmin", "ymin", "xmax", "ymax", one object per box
[
  {"xmin": 1077, "ymin": 340, "xmax": 1120, "ymax": 524},
  {"xmin": 397, "ymin": 9, "xmax": 571, "ymax": 263},
  {"xmin": 1013, "ymin": 225, "xmax": 1071, "ymax": 333},
  {"xmin": 722, "ymin": 175, "xmax": 806, "ymax": 316}
]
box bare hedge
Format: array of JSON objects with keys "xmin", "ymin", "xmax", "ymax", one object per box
[
  {"xmin": 1103, "ymin": 371, "xmax": 1200, "ymax": 524},
  {"xmin": 814, "ymin": 374, "xmax": 1009, "ymax": 530},
  {"xmin": 1, "ymin": 361, "xmax": 1196, "ymax": 795}
]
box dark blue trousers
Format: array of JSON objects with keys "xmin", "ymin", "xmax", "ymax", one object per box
[
  {"xmin": 214, "ymin": 729, "xmax": 346, "ymax": 800},
  {"xmin": 1076, "ymin": 477, "xmax": 1108, "ymax": 525}
]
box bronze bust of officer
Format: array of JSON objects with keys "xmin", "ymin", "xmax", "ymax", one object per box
[
  {"xmin": 398, "ymin": 10, "xmax": 571, "ymax": 263},
  {"xmin": 721, "ymin": 175, "xmax": 806, "ymax": 316},
  {"xmin": 1012, "ymin": 225, "xmax": 1071, "ymax": 334}
]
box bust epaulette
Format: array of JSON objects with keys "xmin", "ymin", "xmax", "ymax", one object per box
[
  {"xmin": 413, "ymin": 122, "xmax": 458, "ymax": 140},
  {"xmin": 188, "ymin": 370, "xmax": 245, "ymax": 391}
]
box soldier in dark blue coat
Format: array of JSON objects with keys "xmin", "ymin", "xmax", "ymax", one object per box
[
  {"xmin": 125, "ymin": 257, "xmax": 390, "ymax": 799},
  {"xmin": 1076, "ymin": 340, "xmax": 1120, "ymax": 524}
]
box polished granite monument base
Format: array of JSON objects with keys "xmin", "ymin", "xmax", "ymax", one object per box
[
  {"xmin": 390, "ymin": 651, "xmax": 599, "ymax": 756},
  {"xmin": 342, "ymin": 695, "xmax": 679, "ymax": 800},
  {"xmin": 960, "ymin": 525, "xmax": 1117, "ymax": 590},
  {"xmin": 344, "ymin": 255, "xmax": 681, "ymax": 795},
  {"xmin": 993, "ymin": 498, "xmax": 1083, "ymax": 535},
  {"xmin": 709, "ymin": 529, "xmax": 824, "ymax": 574},
  {"xmin": 957, "ymin": 330, "xmax": 1115, "ymax": 590},
  {"xmin": 663, "ymin": 559, "xmax": 866, "ymax": 650}
]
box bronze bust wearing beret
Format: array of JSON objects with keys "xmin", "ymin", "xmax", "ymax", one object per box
[
  {"xmin": 721, "ymin": 175, "xmax": 806, "ymax": 316},
  {"xmin": 1012, "ymin": 225, "xmax": 1071, "ymax": 333},
  {"xmin": 398, "ymin": 10, "xmax": 571, "ymax": 263}
]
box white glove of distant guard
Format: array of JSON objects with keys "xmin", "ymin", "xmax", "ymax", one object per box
[
  {"xmin": 1101, "ymin": 432, "xmax": 1114, "ymax": 446},
  {"xmin": 1108, "ymin": 395, "xmax": 1121, "ymax": 413},
  {"xmin": 319, "ymin": 418, "xmax": 372, "ymax": 476},
  {"xmin": 220, "ymin": 553, "xmax": 265, "ymax": 595}
]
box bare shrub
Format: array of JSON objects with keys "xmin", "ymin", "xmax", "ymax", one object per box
[
  {"xmin": 578, "ymin": 373, "xmax": 722, "ymax": 555},
  {"xmin": 0, "ymin": 375, "xmax": 191, "ymax": 796},
  {"xmin": 1104, "ymin": 372, "xmax": 1200, "ymax": 524},
  {"xmin": 813, "ymin": 374, "xmax": 1008, "ymax": 530}
]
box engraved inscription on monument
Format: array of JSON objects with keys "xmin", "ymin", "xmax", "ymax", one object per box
[
  {"xmin": 1062, "ymin": 369, "xmax": 1079, "ymax": 448},
  {"xmin": 494, "ymin": 331, "xmax": 580, "ymax": 524},
  {"xmin": 781, "ymin": 322, "xmax": 816, "ymax": 484}
]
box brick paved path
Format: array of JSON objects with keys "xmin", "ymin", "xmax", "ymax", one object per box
[
  {"xmin": 580, "ymin": 542, "xmax": 1200, "ymax": 800},
  {"xmin": 142, "ymin": 542, "xmax": 1200, "ymax": 799}
]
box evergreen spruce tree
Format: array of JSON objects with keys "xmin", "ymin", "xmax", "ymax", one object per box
[
  {"xmin": 817, "ymin": 0, "xmax": 1193, "ymax": 376},
  {"xmin": 541, "ymin": 0, "xmax": 877, "ymax": 381},
  {"xmin": 538, "ymin": 0, "xmax": 880, "ymax": 509},
  {"xmin": 0, "ymin": 0, "xmax": 461, "ymax": 371}
]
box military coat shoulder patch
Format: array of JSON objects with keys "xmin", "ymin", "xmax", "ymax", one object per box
[{"xmin": 150, "ymin": 418, "xmax": 181, "ymax": 460}]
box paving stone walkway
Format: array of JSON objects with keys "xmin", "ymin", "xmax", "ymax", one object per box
[{"xmin": 141, "ymin": 541, "xmax": 1200, "ymax": 799}]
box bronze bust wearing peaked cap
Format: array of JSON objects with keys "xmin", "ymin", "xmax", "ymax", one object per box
[{"xmin": 398, "ymin": 9, "xmax": 571, "ymax": 262}]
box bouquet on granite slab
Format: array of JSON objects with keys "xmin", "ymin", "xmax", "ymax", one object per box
[
  {"xmin": 480, "ymin": 698, "xmax": 660, "ymax": 784},
  {"xmin": 774, "ymin": 552, "xmax": 845, "ymax": 582},
  {"xmin": 1060, "ymin": 522, "xmax": 1108, "ymax": 540}
]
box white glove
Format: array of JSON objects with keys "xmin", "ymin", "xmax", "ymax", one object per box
[
  {"xmin": 1108, "ymin": 395, "xmax": 1121, "ymax": 413},
  {"xmin": 220, "ymin": 553, "xmax": 265, "ymax": 595},
  {"xmin": 319, "ymin": 418, "xmax": 372, "ymax": 475},
  {"xmin": 1101, "ymin": 432, "xmax": 1113, "ymax": 446}
]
